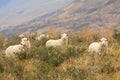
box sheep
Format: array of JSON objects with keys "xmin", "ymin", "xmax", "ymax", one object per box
[
  {"xmin": 35, "ymin": 34, "xmax": 49, "ymax": 41},
  {"xmin": 5, "ymin": 38, "xmax": 31, "ymax": 60},
  {"xmin": 89, "ymin": 38, "xmax": 108, "ymax": 55},
  {"xmin": 46, "ymin": 33, "xmax": 68, "ymax": 47},
  {"xmin": 30, "ymin": 32, "xmax": 37, "ymax": 39},
  {"xmin": 18, "ymin": 34, "xmax": 25, "ymax": 38}
]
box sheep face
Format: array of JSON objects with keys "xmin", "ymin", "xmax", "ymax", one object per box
[
  {"xmin": 61, "ymin": 33, "xmax": 68, "ymax": 40},
  {"xmin": 61, "ymin": 33, "xmax": 68, "ymax": 46},
  {"xmin": 99, "ymin": 38, "xmax": 108, "ymax": 47},
  {"xmin": 21, "ymin": 38, "xmax": 31, "ymax": 48}
]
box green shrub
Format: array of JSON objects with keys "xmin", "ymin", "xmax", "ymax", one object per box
[
  {"xmin": 0, "ymin": 64, "xmax": 4, "ymax": 73},
  {"xmin": 43, "ymin": 46, "xmax": 85, "ymax": 66},
  {"xmin": 100, "ymin": 62, "xmax": 115, "ymax": 74},
  {"xmin": 28, "ymin": 46, "xmax": 85, "ymax": 67},
  {"xmin": 13, "ymin": 65, "xmax": 24, "ymax": 80},
  {"xmin": 66, "ymin": 67, "xmax": 87, "ymax": 80}
]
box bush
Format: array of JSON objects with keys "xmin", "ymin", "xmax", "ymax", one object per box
[
  {"xmin": 66, "ymin": 68, "xmax": 87, "ymax": 80},
  {"xmin": 0, "ymin": 64, "xmax": 4, "ymax": 73},
  {"xmin": 13, "ymin": 65, "xmax": 24, "ymax": 80},
  {"xmin": 100, "ymin": 62, "xmax": 115, "ymax": 74},
  {"xmin": 28, "ymin": 46, "xmax": 85, "ymax": 67}
]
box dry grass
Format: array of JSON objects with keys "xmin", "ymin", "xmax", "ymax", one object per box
[{"xmin": 0, "ymin": 27, "xmax": 120, "ymax": 80}]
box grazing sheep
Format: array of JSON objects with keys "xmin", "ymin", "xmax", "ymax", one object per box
[
  {"xmin": 18, "ymin": 34, "xmax": 25, "ymax": 38},
  {"xmin": 89, "ymin": 38, "xmax": 108, "ymax": 55},
  {"xmin": 46, "ymin": 33, "xmax": 68, "ymax": 47},
  {"xmin": 35, "ymin": 34, "xmax": 49, "ymax": 41},
  {"xmin": 30, "ymin": 32, "xmax": 37, "ymax": 39},
  {"xmin": 5, "ymin": 38, "xmax": 31, "ymax": 60}
]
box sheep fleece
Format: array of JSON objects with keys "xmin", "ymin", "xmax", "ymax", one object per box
[{"xmin": 5, "ymin": 45, "xmax": 25, "ymax": 58}]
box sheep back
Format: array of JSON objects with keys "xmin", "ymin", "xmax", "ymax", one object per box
[
  {"xmin": 46, "ymin": 39, "xmax": 63, "ymax": 47},
  {"xmin": 5, "ymin": 45, "xmax": 25, "ymax": 59},
  {"xmin": 89, "ymin": 42, "xmax": 101, "ymax": 54}
]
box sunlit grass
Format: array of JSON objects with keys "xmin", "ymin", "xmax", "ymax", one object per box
[{"xmin": 0, "ymin": 27, "xmax": 120, "ymax": 80}]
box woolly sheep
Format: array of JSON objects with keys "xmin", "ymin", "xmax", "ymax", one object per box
[
  {"xmin": 35, "ymin": 34, "xmax": 49, "ymax": 41},
  {"xmin": 30, "ymin": 32, "xmax": 37, "ymax": 38},
  {"xmin": 5, "ymin": 38, "xmax": 31, "ymax": 60},
  {"xmin": 46, "ymin": 33, "xmax": 68, "ymax": 47},
  {"xmin": 18, "ymin": 34, "xmax": 25, "ymax": 38},
  {"xmin": 89, "ymin": 38, "xmax": 108, "ymax": 55}
]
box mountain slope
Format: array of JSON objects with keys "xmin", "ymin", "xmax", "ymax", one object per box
[
  {"xmin": 1, "ymin": 0, "xmax": 120, "ymax": 37},
  {"xmin": 0, "ymin": 0, "xmax": 73, "ymax": 29}
]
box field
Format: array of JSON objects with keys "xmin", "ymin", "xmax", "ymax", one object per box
[{"xmin": 0, "ymin": 27, "xmax": 120, "ymax": 80}]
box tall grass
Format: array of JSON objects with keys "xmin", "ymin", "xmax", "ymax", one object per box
[{"xmin": 0, "ymin": 27, "xmax": 120, "ymax": 80}]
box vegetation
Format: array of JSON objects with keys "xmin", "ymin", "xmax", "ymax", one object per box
[{"xmin": 0, "ymin": 27, "xmax": 120, "ymax": 80}]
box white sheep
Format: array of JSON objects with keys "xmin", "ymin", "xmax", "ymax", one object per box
[
  {"xmin": 46, "ymin": 33, "xmax": 68, "ymax": 47},
  {"xmin": 35, "ymin": 34, "xmax": 49, "ymax": 41},
  {"xmin": 5, "ymin": 38, "xmax": 31, "ymax": 60},
  {"xmin": 18, "ymin": 34, "xmax": 25, "ymax": 38},
  {"xmin": 89, "ymin": 38, "xmax": 108, "ymax": 55}
]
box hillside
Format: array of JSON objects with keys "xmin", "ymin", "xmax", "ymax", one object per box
[
  {"xmin": 0, "ymin": 27, "xmax": 120, "ymax": 80},
  {"xmin": 0, "ymin": 0, "xmax": 120, "ymax": 37}
]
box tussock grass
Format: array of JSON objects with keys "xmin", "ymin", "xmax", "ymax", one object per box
[{"xmin": 0, "ymin": 27, "xmax": 120, "ymax": 80}]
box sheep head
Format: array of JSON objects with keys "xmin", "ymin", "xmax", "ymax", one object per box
[
  {"xmin": 21, "ymin": 38, "xmax": 31, "ymax": 48},
  {"xmin": 61, "ymin": 33, "xmax": 68, "ymax": 46},
  {"xmin": 61, "ymin": 33, "xmax": 68, "ymax": 40},
  {"xmin": 99, "ymin": 38, "xmax": 108, "ymax": 47}
]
